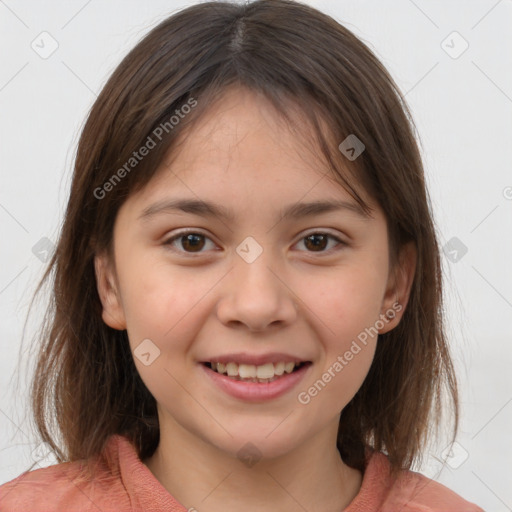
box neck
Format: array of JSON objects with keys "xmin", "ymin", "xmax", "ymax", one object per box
[{"xmin": 143, "ymin": 415, "xmax": 362, "ymax": 512}]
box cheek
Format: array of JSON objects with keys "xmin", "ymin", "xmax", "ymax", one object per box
[
  {"xmin": 292, "ymin": 263, "xmax": 384, "ymax": 405},
  {"xmin": 118, "ymin": 261, "xmax": 207, "ymax": 407},
  {"xmin": 118, "ymin": 257, "xmax": 220, "ymax": 370},
  {"xmin": 301, "ymin": 266, "xmax": 385, "ymax": 341},
  {"xmin": 118, "ymin": 255, "xmax": 188, "ymax": 335}
]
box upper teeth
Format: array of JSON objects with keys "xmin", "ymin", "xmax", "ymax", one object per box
[{"xmin": 211, "ymin": 361, "xmax": 299, "ymax": 379}]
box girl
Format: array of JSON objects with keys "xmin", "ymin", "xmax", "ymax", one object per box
[{"xmin": 0, "ymin": 1, "xmax": 484, "ymax": 510}]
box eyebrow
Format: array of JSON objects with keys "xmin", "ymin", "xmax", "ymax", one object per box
[{"xmin": 139, "ymin": 197, "xmax": 371, "ymax": 223}]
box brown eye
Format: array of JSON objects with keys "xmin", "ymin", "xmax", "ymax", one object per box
[
  {"xmin": 180, "ymin": 233, "xmax": 205, "ymax": 252},
  {"xmin": 164, "ymin": 231, "xmax": 216, "ymax": 254},
  {"xmin": 304, "ymin": 234, "xmax": 328, "ymax": 251},
  {"xmin": 297, "ymin": 233, "xmax": 345, "ymax": 253}
]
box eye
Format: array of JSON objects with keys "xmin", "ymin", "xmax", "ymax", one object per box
[
  {"xmin": 163, "ymin": 230, "xmax": 217, "ymax": 254},
  {"xmin": 294, "ymin": 232, "xmax": 346, "ymax": 254},
  {"xmin": 163, "ymin": 230, "xmax": 347, "ymax": 255}
]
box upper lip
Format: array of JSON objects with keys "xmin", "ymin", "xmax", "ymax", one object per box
[{"xmin": 201, "ymin": 352, "xmax": 311, "ymax": 366}]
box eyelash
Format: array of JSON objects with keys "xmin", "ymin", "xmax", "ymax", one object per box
[{"xmin": 162, "ymin": 229, "xmax": 347, "ymax": 256}]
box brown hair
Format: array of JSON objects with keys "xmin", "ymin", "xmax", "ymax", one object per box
[{"xmin": 23, "ymin": 0, "xmax": 458, "ymax": 476}]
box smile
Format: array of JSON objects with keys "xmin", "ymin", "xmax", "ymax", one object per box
[
  {"xmin": 201, "ymin": 361, "xmax": 312, "ymax": 402},
  {"xmin": 204, "ymin": 361, "xmax": 307, "ymax": 382}
]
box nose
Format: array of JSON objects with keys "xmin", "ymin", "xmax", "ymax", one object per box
[{"xmin": 216, "ymin": 248, "xmax": 298, "ymax": 333}]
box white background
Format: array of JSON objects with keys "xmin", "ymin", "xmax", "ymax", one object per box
[{"xmin": 1, "ymin": 1, "xmax": 511, "ymax": 510}]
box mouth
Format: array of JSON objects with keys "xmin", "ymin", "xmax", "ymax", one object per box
[
  {"xmin": 200, "ymin": 359, "xmax": 313, "ymax": 402},
  {"xmin": 201, "ymin": 361, "xmax": 311, "ymax": 384}
]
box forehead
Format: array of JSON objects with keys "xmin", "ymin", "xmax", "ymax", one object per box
[
  {"xmin": 169, "ymin": 87, "xmax": 325, "ymax": 175},
  {"xmin": 123, "ymin": 86, "xmax": 378, "ymax": 223}
]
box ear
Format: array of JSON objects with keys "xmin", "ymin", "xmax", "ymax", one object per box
[
  {"xmin": 94, "ymin": 252, "xmax": 127, "ymax": 330},
  {"xmin": 378, "ymin": 241, "xmax": 417, "ymax": 334}
]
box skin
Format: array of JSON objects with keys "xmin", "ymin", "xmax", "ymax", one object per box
[{"xmin": 95, "ymin": 86, "xmax": 416, "ymax": 512}]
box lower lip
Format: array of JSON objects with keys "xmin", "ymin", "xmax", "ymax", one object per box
[{"xmin": 200, "ymin": 363, "xmax": 312, "ymax": 402}]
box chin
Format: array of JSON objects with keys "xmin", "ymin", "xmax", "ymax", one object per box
[{"xmin": 207, "ymin": 427, "xmax": 303, "ymax": 463}]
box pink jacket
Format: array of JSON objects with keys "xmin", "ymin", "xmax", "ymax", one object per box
[{"xmin": 0, "ymin": 434, "xmax": 484, "ymax": 511}]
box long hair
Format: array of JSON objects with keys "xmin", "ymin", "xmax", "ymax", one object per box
[{"xmin": 24, "ymin": 0, "xmax": 458, "ymax": 476}]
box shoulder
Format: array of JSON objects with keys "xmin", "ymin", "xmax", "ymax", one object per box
[
  {"xmin": 0, "ymin": 435, "xmax": 132, "ymax": 512},
  {"xmin": 371, "ymin": 453, "xmax": 485, "ymax": 512}
]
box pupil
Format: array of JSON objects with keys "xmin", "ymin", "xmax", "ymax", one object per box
[
  {"xmin": 305, "ymin": 234, "xmax": 327, "ymax": 251},
  {"xmin": 182, "ymin": 233, "xmax": 204, "ymax": 251}
]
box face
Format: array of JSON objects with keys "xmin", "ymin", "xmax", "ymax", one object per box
[{"xmin": 95, "ymin": 86, "xmax": 415, "ymax": 461}]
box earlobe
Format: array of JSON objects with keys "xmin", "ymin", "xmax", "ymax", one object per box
[
  {"xmin": 94, "ymin": 253, "xmax": 127, "ymax": 330},
  {"xmin": 379, "ymin": 241, "xmax": 417, "ymax": 334}
]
